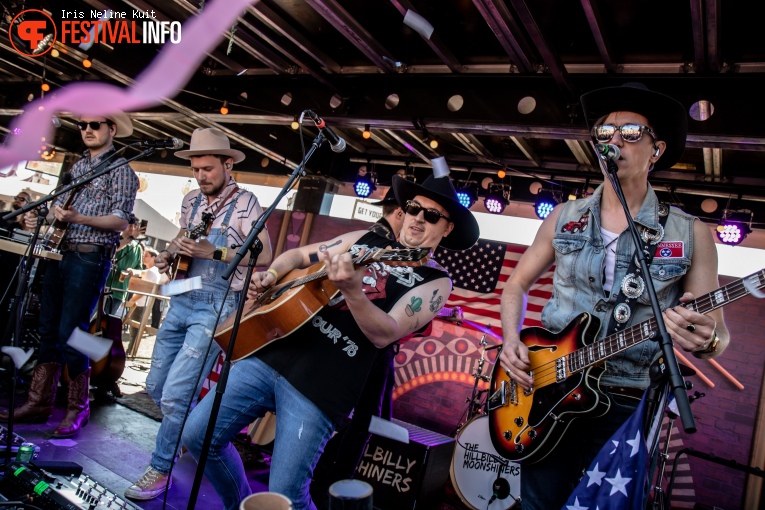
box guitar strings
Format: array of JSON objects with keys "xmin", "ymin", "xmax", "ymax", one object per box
[{"xmin": 512, "ymin": 272, "xmax": 764, "ymax": 391}]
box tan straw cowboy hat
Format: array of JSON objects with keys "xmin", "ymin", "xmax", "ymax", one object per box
[{"xmin": 174, "ymin": 127, "xmax": 246, "ymax": 163}]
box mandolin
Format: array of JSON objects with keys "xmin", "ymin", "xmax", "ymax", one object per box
[{"xmin": 169, "ymin": 212, "xmax": 214, "ymax": 280}]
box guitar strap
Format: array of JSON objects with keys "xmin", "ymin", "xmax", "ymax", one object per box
[{"xmin": 605, "ymin": 203, "xmax": 670, "ymax": 334}]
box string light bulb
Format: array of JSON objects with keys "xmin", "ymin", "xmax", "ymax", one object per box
[
  {"xmin": 51, "ymin": 48, "xmax": 59, "ymax": 58},
  {"xmin": 362, "ymin": 125, "xmax": 371, "ymax": 139},
  {"xmin": 41, "ymin": 82, "xmax": 50, "ymax": 92},
  {"xmin": 497, "ymin": 169, "xmax": 506, "ymax": 179},
  {"xmin": 429, "ymin": 137, "xmax": 439, "ymax": 149},
  {"xmin": 220, "ymin": 101, "xmax": 229, "ymax": 115},
  {"xmin": 290, "ymin": 116, "xmax": 299, "ymax": 130},
  {"xmin": 82, "ymin": 58, "xmax": 92, "ymax": 68}
]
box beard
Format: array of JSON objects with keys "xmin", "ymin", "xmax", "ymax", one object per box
[{"xmin": 11, "ymin": 203, "xmax": 20, "ymax": 210}]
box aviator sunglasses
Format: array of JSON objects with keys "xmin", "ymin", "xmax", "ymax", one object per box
[
  {"xmin": 76, "ymin": 121, "xmax": 113, "ymax": 131},
  {"xmin": 405, "ymin": 200, "xmax": 450, "ymax": 224},
  {"xmin": 592, "ymin": 123, "xmax": 657, "ymax": 143}
]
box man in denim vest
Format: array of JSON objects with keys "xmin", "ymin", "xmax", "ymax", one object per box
[{"xmin": 499, "ymin": 84, "xmax": 730, "ymax": 509}]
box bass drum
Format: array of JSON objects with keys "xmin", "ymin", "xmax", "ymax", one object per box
[{"xmin": 450, "ymin": 415, "xmax": 521, "ymax": 510}]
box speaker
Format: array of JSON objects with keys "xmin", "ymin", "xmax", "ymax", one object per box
[
  {"xmin": 354, "ymin": 420, "xmax": 454, "ymax": 510},
  {"xmin": 293, "ymin": 176, "xmax": 327, "ymax": 214}
]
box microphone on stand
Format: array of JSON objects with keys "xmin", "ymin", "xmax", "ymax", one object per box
[
  {"xmin": 304, "ymin": 111, "xmax": 347, "ymax": 153},
  {"xmin": 595, "ymin": 143, "xmax": 621, "ymax": 161},
  {"xmin": 135, "ymin": 138, "xmax": 184, "ymax": 150}
]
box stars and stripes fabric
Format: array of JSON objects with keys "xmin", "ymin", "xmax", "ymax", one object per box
[
  {"xmin": 432, "ymin": 240, "xmax": 554, "ymax": 332},
  {"xmin": 562, "ymin": 393, "xmax": 651, "ymax": 510}
]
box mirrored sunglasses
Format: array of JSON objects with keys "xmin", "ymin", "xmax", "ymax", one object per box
[
  {"xmin": 14, "ymin": 196, "xmax": 28, "ymax": 202},
  {"xmin": 404, "ymin": 200, "xmax": 450, "ymax": 224},
  {"xmin": 592, "ymin": 123, "xmax": 656, "ymax": 143},
  {"xmin": 76, "ymin": 121, "xmax": 112, "ymax": 131}
]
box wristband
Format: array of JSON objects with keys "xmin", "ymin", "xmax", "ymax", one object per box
[{"xmin": 267, "ymin": 268, "xmax": 279, "ymax": 280}]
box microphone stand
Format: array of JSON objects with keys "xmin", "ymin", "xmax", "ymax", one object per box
[
  {"xmin": 187, "ymin": 132, "xmax": 327, "ymax": 509},
  {"xmin": 596, "ymin": 150, "xmax": 695, "ymax": 434},
  {"xmin": 0, "ymin": 146, "xmax": 158, "ymax": 467}
]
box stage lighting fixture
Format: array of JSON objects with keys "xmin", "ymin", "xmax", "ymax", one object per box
[
  {"xmin": 362, "ymin": 125, "xmax": 371, "ymax": 139},
  {"xmin": 455, "ymin": 181, "xmax": 478, "ymax": 209},
  {"xmin": 716, "ymin": 210, "xmax": 753, "ymax": 246},
  {"xmin": 484, "ymin": 183, "xmax": 509, "ymax": 214},
  {"xmin": 354, "ymin": 167, "xmax": 376, "ymax": 198},
  {"xmin": 535, "ymin": 191, "xmax": 557, "ymax": 219}
]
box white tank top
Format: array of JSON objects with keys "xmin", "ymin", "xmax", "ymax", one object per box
[{"xmin": 600, "ymin": 227, "xmax": 620, "ymax": 292}]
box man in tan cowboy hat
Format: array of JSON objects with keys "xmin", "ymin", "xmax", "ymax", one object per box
[
  {"xmin": 180, "ymin": 172, "xmax": 479, "ymax": 510},
  {"xmin": 0, "ymin": 110, "xmax": 138, "ymax": 439},
  {"xmin": 125, "ymin": 127, "xmax": 272, "ymax": 501}
]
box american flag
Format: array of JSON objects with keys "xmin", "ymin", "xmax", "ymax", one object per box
[
  {"xmin": 562, "ymin": 393, "xmax": 651, "ymax": 510},
  {"xmin": 432, "ymin": 240, "xmax": 555, "ymax": 333}
]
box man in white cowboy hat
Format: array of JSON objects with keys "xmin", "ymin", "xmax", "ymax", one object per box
[
  {"xmin": 180, "ymin": 173, "xmax": 479, "ymax": 510},
  {"xmin": 0, "ymin": 110, "xmax": 138, "ymax": 439},
  {"xmin": 125, "ymin": 127, "xmax": 272, "ymax": 501},
  {"xmin": 499, "ymin": 84, "xmax": 730, "ymax": 509}
]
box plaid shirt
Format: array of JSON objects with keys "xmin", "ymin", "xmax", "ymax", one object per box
[{"xmin": 55, "ymin": 145, "xmax": 138, "ymax": 246}]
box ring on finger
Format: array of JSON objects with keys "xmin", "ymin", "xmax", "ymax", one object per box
[{"xmin": 686, "ymin": 323, "xmax": 696, "ymax": 332}]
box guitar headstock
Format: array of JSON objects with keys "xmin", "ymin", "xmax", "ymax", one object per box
[{"xmin": 186, "ymin": 212, "xmax": 215, "ymax": 240}]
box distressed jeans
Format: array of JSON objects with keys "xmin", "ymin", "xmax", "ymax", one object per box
[
  {"xmin": 145, "ymin": 290, "xmax": 237, "ymax": 474},
  {"xmin": 182, "ymin": 356, "xmax": 335, "ymax": 510}
]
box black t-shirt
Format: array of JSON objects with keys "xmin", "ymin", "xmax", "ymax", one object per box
[{"xmin": 255, "ymin": 232, "xmax": 449, "ymax": 425}]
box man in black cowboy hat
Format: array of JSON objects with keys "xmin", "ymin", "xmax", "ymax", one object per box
[
  {"xmin": 499, "ymin": 84, "xmax": 730, "ymax": 509},
  {"xmin": 181, "ymin": 174, "xmax": 479, "ymax": 510},
  {"xmin": 367, "ymin": 186, "xmax": 405, "ymax": 242}
]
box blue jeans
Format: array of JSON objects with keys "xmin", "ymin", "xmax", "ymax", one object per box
[
  {"xmin": 182, "ymin": 356, "xmax": 335, "ymax": 510},
  {"xmin": 520, "ymin": 394, "xmax": 639, "ymax": 510},
  {"xmin": 38, "ymin": 251, "xmax": 111, "ymax": 378},
  {"xmin": 145, "ymin": 291, "xmax": 237, "ymax": 474}
]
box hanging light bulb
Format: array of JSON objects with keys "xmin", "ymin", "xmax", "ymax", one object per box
[
  {"xmin": 362, "ymin": 125, "xmax": 371, "ymax": 139},
  {"xmin": 41, "ymin": 82, "xmax": 50, "ymax": 92},
  {"xmin": 82, "ymin": 58, "xmax": 92, "ymax": 68},
  {"xmin": 429, "ymin": 137, "xmax": 439, "ymax": 150},
  {"xmin": 497, "ymin": 169, "xmax": 506, "ymax": 179},
  {"xmin": 51, "ymin": 48, "xmax": 60, "ymax": 58},
  {"xmin": 290, "ymin": 116, "xmax": 299, "ymax": 130},
  {"xmin": 220, "ymin": 101, "xmax": 229, "ymax": 115}
]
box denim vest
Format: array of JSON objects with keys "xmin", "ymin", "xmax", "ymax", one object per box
[
  {"xmin": 187, "ymin": 190, "xmax": 245, "ymax": 297},
  {"xmin": 540, "ymin": 184, "xmax": 695, "ymax": 388}
]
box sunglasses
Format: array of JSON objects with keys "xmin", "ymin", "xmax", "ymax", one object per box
[
  {"xmin": 76, "ymin": 121, "xmax": 112, "ymax": 131},
  {"xmin": 14, "ymin": 196, "xmax": 28, "ymax": 202},
  {"xmin": 592, "ymin": 124, "xmax": 657, "ymax": 143},
  {"xmin": 405, "ymin": 200, "xmax": 450, "ymax": 224}
]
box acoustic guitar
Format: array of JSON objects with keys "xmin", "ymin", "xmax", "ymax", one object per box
[
  {"xmin": 214, "ymin": 247, "xmax": 432, "ymax": 361},
  {"xmin": 488, "ymin": 268, "xmax": 765, "ymax": 464},
  {"xmin": 169, "ymin": 212, "xmax": 213, "ymax": 280}
]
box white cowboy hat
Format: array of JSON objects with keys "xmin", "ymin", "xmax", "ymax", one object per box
[{"xmin": 174, "ymin": 127, "xmax": 245, "ymax": 163}]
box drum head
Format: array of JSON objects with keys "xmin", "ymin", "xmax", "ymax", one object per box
[{"xmin": 450, "ymin": 415, "xmax": 521, "ymax": 510}]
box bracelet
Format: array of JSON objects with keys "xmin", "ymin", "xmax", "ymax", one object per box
[
  {"xmin": 693, "ymin": 331, "xmax": 720, "ymax": 358},
  {"xmin": 267, "ymin": 268, "xmax": 279, "ymax": 280}
]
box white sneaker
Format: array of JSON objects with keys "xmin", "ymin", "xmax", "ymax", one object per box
[{"xmin": 125, "ymin": 466, "xmax": 171, "ymax": 500}]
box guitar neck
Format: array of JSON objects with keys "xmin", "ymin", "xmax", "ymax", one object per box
[
  {"xmin": 44, "ymin": 189, "xmax": 81, "ymax": 250},
  {"xmin": 567, "ymin": 269, "xmax": 765, "ymax": 374}
]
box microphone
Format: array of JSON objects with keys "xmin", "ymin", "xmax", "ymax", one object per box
[
  {"xmin": 304, "ymin": 111, "xmax": 347, "ymax": 153},
  {"xmin": 596, "ymin": 143, "xmax": 621, "ymax": 161},
  {"xmin": 136, "ymin": 138, "xmax": 184, "ymax": 150}
]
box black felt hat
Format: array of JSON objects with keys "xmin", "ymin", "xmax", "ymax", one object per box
[
  {"xmin": 392, "ymin": 175, "xmax": 479, "ymax": 251},
  {"xmin": 369, "ymin": 187, "xmax": 398, "ymax": 207},
  {"xmin": 580, "ymin": 83, "xmax": 687, "ymax": 170}
]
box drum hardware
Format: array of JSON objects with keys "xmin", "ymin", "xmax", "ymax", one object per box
[{"xmin": 651, "ymin": 390, "xmax": 705, "ymax": 510}]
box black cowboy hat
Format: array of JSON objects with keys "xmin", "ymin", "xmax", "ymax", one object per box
[
  {"xmin": 580, "ymin": 83, "xmax": 687, "ymax": 171},
  {"xmin": 392, "ymin": 174, "xmax": 480, "ymax": 251},
  {"xmin": 369, "ymin": 187, "xmax": 399, "ymax": 207}
]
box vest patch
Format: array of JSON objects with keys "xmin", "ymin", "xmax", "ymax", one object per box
[{"xmin": 654, "ymin": 241, "xmax": 684, "ymax": 258}]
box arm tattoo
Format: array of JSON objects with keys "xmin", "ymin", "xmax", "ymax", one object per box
[
  {"xmin": 405, "ymin": 296, "xmax": 423, "ymax": 317},
  {"xmin": 429, "ymin": 288, "xmax": 443, "ymax": 313}
]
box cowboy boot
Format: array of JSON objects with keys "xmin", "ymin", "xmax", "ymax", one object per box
[
  {"xmin": 0, "ymin": 362, "xmax": 62, "ymax": 423},
  {"xmin": 52, "ymin": 368, "xmax": 91, "ymax": 438}
]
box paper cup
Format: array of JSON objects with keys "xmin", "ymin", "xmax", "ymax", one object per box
[{"xmin": 240, "ymin": 492, "xmax": 293, "ymax": 510}]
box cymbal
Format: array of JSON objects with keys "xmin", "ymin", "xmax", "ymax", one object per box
[{"xmin": 458, "ymin": 319, "xmax": 502, "ymax": 341}]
